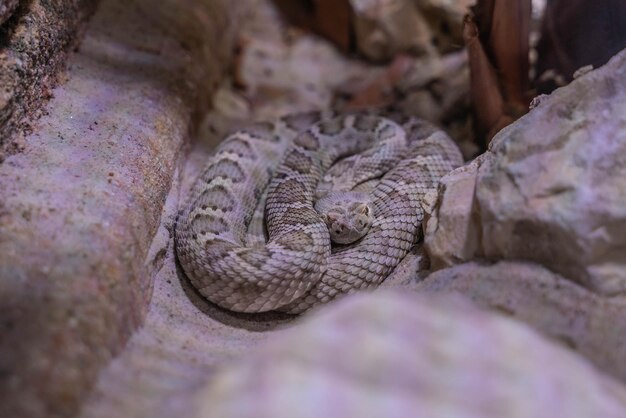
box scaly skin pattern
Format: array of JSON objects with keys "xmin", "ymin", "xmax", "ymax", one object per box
[{"xmin": 175, "ymin": 113, "xmax": 462, "ymax": 313}]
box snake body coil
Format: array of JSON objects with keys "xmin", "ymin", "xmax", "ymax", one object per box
[{"xmin": 175, "ymin": 113, "xmax": 462, "ymax": 313}]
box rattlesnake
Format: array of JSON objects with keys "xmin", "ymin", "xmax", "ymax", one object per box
[{"xmin": 175, "ymin": 113, "xmax": 462, "ymax": 314}]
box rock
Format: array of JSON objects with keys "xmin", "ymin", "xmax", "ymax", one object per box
[
  {"xmin": 196, "ymin": 291, "xmax": 626, "ymax": 418},
  {"xmin": 423, "ymin": 155, "xmax": 483, "ymax": 270},
  {"xmin": 424, "ymin": 48, "xmax": 626, "ymax": 295},
  {"xmin": 0, "ymin": 0, "xmax": 99, "ymax": 156},
  {"xmin": 79, "ymin": 186, "xmax": 294, "ymax": 418},
  {"xmin": 414, "ymin": 261, "xmax": 626, "ymax": 384},
  {"xmin": 0, "ymin": 0, "xmax": 239, "ymax": 416},
  {"xmin": 480, "ymin": 48, "xmax": 626, "ymax": 294},
  {"xmin": 0, "ymin": 0, "xmax": 18, "ymax": 26}
]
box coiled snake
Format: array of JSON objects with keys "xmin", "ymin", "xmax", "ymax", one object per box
[{"xmin": 175, "ymin": 113, "xmax": 462, "ymax": 314}]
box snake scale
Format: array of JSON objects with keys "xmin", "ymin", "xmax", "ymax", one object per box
[{"xmin": 175, "ymin": 113, "xmax": 463, "ymax": 314}]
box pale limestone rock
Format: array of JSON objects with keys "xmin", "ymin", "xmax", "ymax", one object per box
[
  {"xmin": 195, "ymin": 291, "xmax": 626, "ymax": 418},
  {"xmin": 415, "ymin": 261, "xmax": 626, "ymax": 384},
  {"xmin": 423, "ymin": 48, "xmax": 626, "ymax": 296},
  {"xmin": 478, "ymin": 48, "xmax": 626, "ymax": 295},
  {"xmin": 423, "ymin": 155, "xmax": 483, "ymax": 270}
]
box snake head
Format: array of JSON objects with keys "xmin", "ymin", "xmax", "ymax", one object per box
[{"xmin": 322, "ymin": 202, "xmax": 374, "ymax": 245}]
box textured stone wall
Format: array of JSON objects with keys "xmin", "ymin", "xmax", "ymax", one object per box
[
  {"xmin": 0, "ymin": 0, "xmax": 100, "ymax": 157},
  {"xmin": 0, "ymin": 1, "xmax": 239, "ymax": 417},
  {"xmin": 424, "ymin": 48, "xmax": 626, "ymax": 295},
  {"xmin": 0, "ymin": 0, "xmax": 19, "ymax": 26}
]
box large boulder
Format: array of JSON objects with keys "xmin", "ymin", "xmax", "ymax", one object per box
[
  {"xmin": 0, "ymin": 0, "xmax": 239, "ymax": 416},
  {"xmin": 424, "ymin": 48, "xmax": 626, "ymax": 295},
  {"xmin": 414, "ymin": 261, "xmax": 626, "ymax": 383},
  {"xmin": 195, "ymin": 291, "xmax": 626, "ymax": 418}
]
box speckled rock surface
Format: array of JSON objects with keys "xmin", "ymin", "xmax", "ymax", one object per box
[
  {"xmin": 0, "ymin": 0, "xmax": 238, "ymax": 416},
  {"xmin": 0, "ymin": 0, "xmax": 19, "ymax": 26},
  {"xmin": 80, "ymin": 178, "xmax": 295, "ymax": 418},
  {"xmin": 195, "ymin": 291, "xmax": 626, "ymax": 418},
  {"xmin": 415, "ymin": 261, "xmax": 626, "ymax": 384},
  {"xmin": 0, "ymin": 0, "xmax": 99, "ymax": 157},
  {"xmin": 424, "ymin": 48, "xmax": 626, "ymax": 295}
]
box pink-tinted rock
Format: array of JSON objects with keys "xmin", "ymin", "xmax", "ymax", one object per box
[
  {"xmin": 423, "ymin": 48, "xmax": 626, "ymax": 296},
  {"xmin": 415, "ymin": 261, "xmax": 626, "ymax": 384},
  {"xmin": 0, "ymin": 0, "xmax": 99, "ymax": 156},
  {"xmin": 0, "ymin": 0, "xmax": 19, "ymax": 26},
  {"xmin": 0, "ymin": 0, "xmax": 238, "ymax": 416},
  {"xmin": 80, "ymin": 186, "xmax": 294, "ymax": 418},
  {"xmin": 196, "ymin": 291, "xmax": 626, "ymax": 418},
  {"xmin": 423, "ymin": 155, "xmax": 484, "ymax": 270}
]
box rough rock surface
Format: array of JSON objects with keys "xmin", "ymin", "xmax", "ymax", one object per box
[
  {"xmin": 422, "ymin": 155, "xmax": 484, "ymax": 270},
  {"xmin": 0, "ymin": 0, "xmax": 19, "ymax": 26},
  {"xmin": 0, "ymin": 0, "xmax": 99, "ymax": 157},
  {"xmin": 196, "ymin": 291, "xmax": 626, "ymax": 418},
  {"xmin": 424, "ymin": 48, "xmax": 626, "ymax": 295},
  {"xmin": 0, "ymin": 0, "xmax": 239, "ymax": 416},
  {"xmin": 415, "ymin": 261, "xmax": 626, "ymax": 384},
  {"xmin": 80, "ymin": 186, "xmax": 294, "ymax": 418}
]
